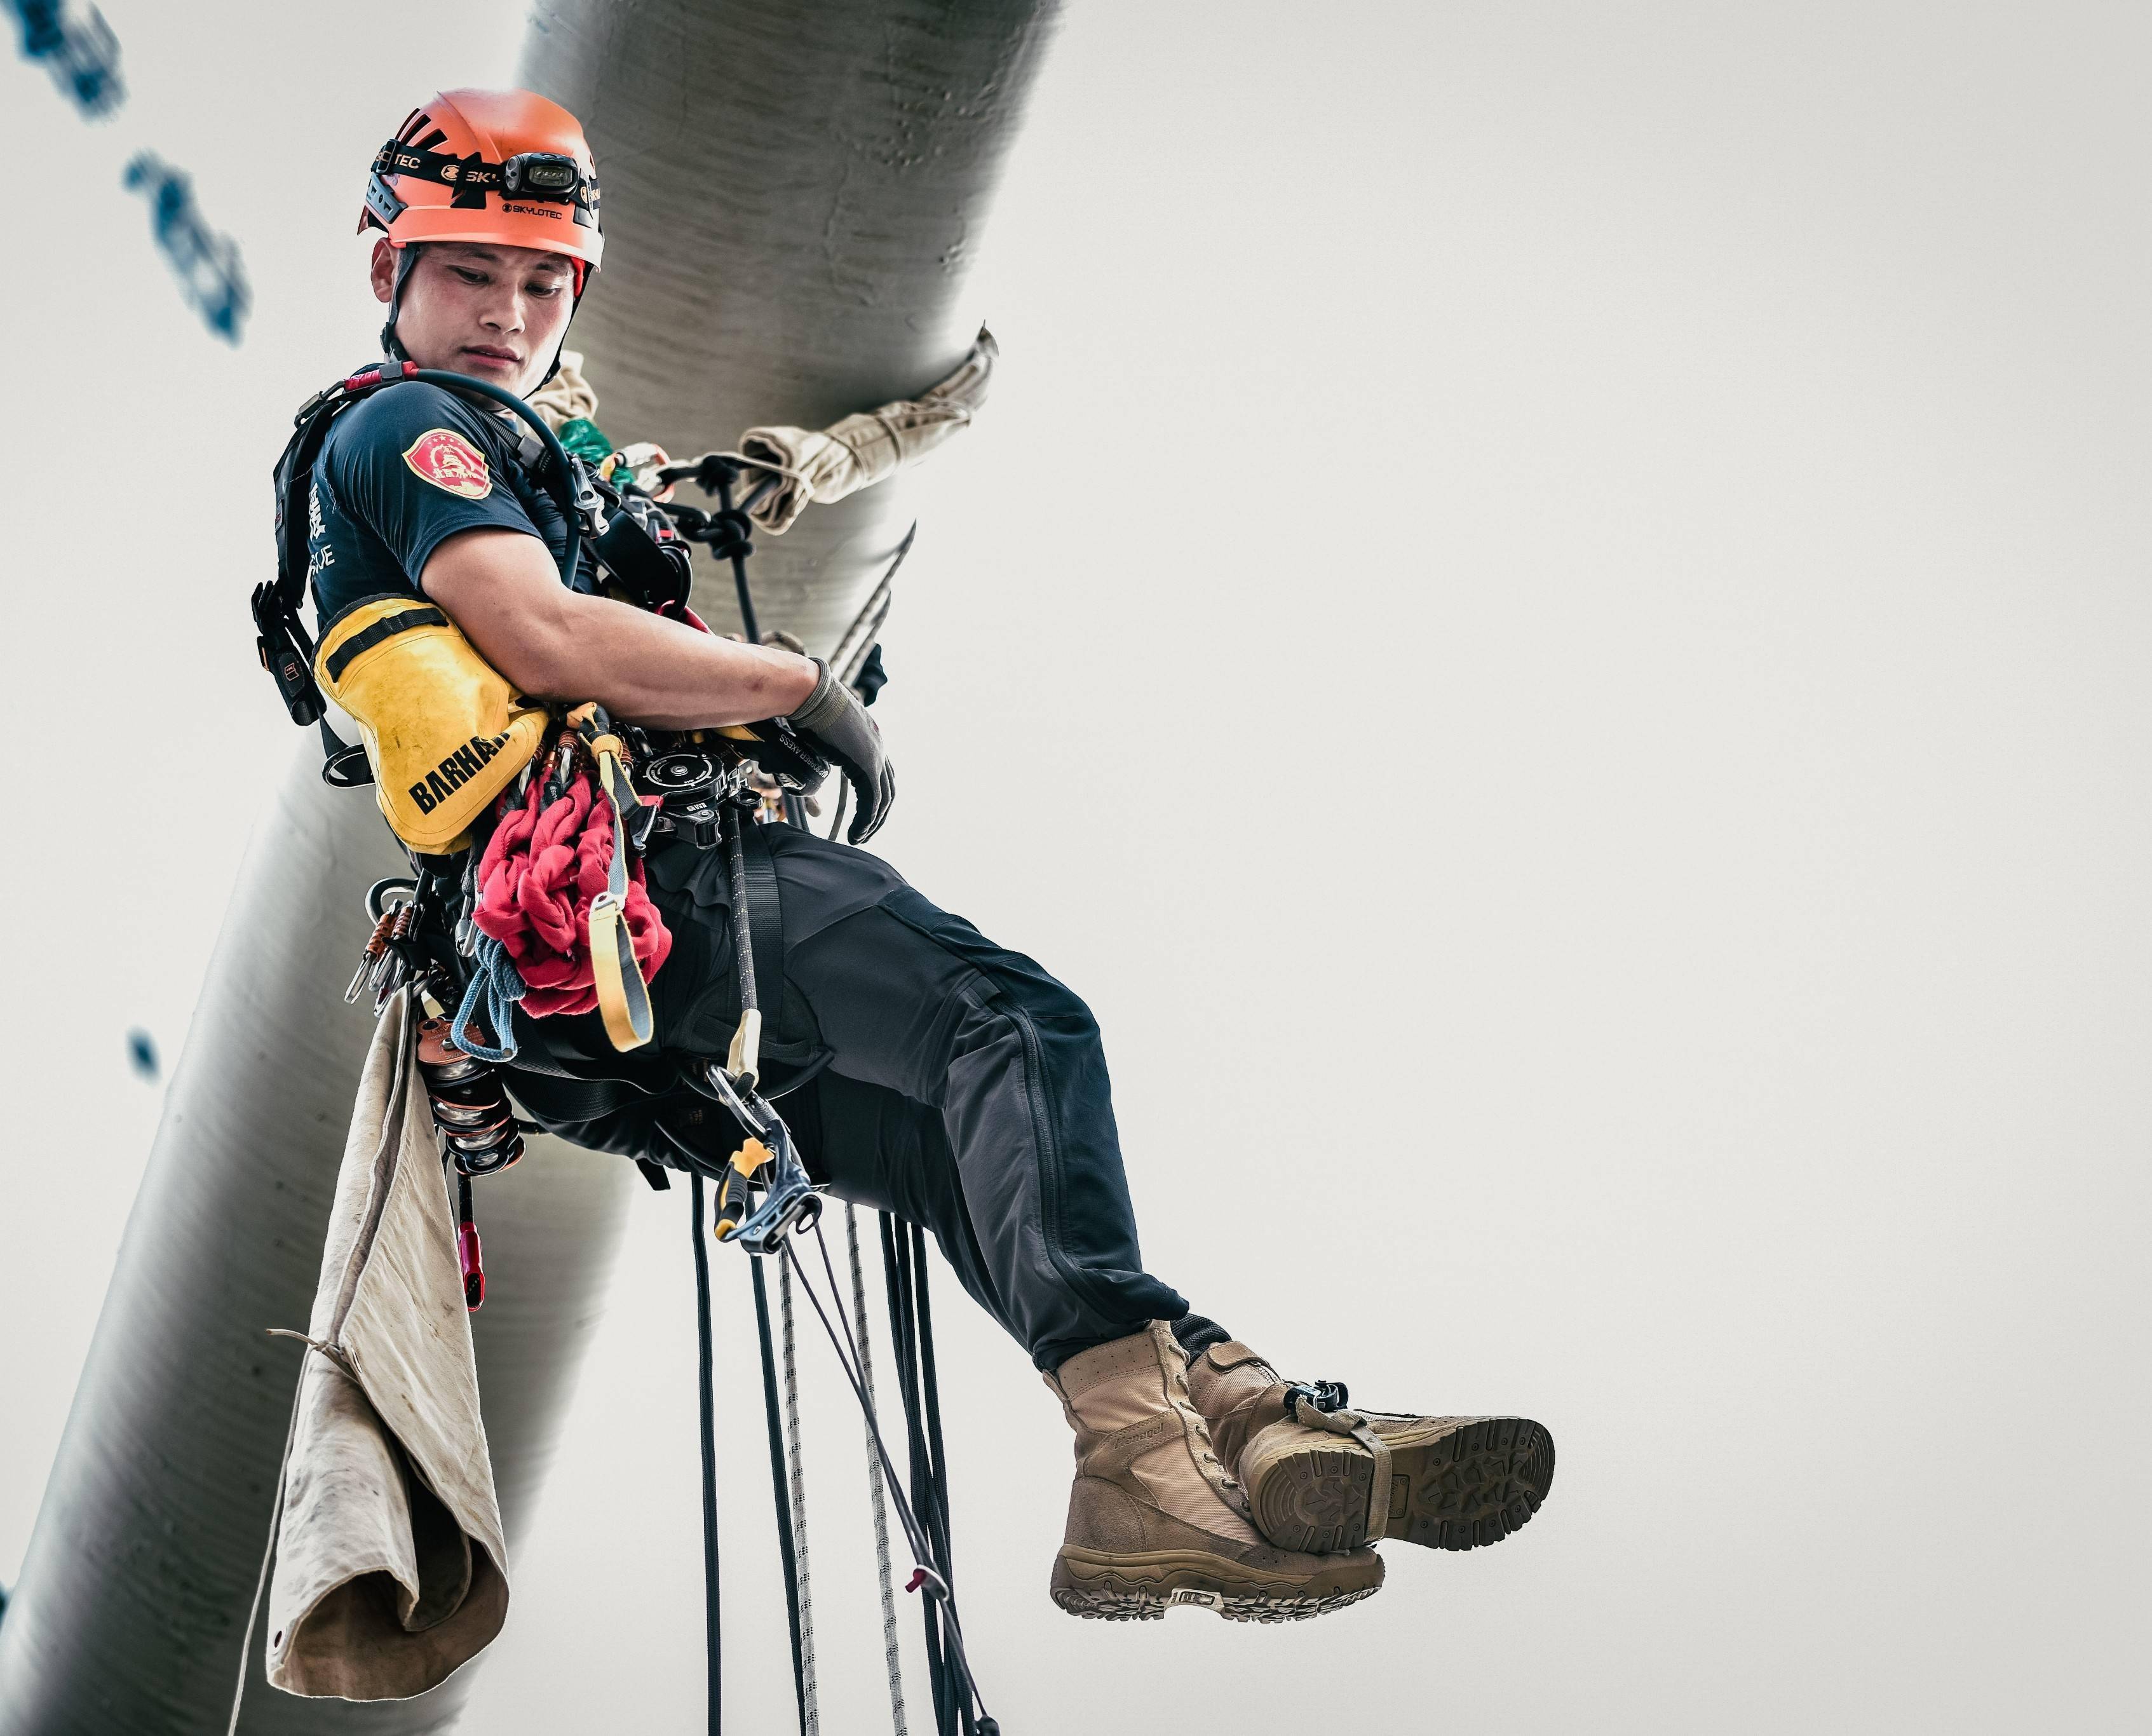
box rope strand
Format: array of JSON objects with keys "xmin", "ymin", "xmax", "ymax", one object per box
[
  {"xmin": 849, "ymin": 1205, "xmax": 910, "ymax": 1735},
  {"xmin": 750, "ymin": 1256, "xmax": 809, "ymax": 1733},
  {"xmin": 778, "ymin": 1253, "xmax": 820, "ymax": 1735},
  {"xmin": 780, "ymin": 1232, "xmax": 996, "ymax": 1732}
]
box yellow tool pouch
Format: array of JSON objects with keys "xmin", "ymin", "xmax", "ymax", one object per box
[{"xmin": 314, "ymin": 593, "xmax": 548, "ymax": 855}]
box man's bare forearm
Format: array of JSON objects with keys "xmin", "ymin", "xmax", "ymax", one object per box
[
  {"xmin": 516, "ymin": 592, "xmax": 817, "ymax": 727},
  {"xmin": 421, "ymin": 527, "xmax": 818, "ymax": 726}
]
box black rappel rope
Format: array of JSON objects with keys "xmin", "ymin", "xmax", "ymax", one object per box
[
  {"xmin": 880, "ymin": 1214, "xmax": 944, "ymax": 1714},
  {"xmin": 691, "ymin": 1172, "xmax": 722, "ymax": 1735},
  {"xmin": 912, "ymin": 1223, "xmax": 968, "ymax": 1735},
  {"xmin": 884, "ymin": 1215, "xmax": 971, "ymax": 1734}
]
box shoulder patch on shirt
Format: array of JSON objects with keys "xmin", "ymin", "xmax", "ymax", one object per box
[{"xmin": 402, "ymin": 428, "xmax": 493, "ymax": 500}]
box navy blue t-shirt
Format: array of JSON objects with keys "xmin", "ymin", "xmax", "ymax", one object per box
[{"xmin": 305, "ymin": 379, "xmax": 592, "ymax": 627}]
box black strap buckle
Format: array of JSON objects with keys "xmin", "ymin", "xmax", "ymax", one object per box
[
  {"xmin": 1283, "ymin": 1379, "xmax": 1351, "ymax": 1415},
  {"xmin": 252, "ymin": 583, "xmax": 323, "ymax": 727}
]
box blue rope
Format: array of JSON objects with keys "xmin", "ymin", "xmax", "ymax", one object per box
[{"xmin": 452, "ymin": 936, "xmax": 527, "ymax": 1062}]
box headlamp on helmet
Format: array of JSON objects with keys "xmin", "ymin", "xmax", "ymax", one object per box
[{"xmin": 502, "ymin": 152, "xmax": 583, "ymax": 199}]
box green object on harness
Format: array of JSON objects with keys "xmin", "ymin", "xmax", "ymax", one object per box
[{"xmin": 556, "ymin": 415, "xmax": 614, "ymax": 465}]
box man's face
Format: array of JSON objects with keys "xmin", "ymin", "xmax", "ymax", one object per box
[{"xmin": 371, "ymin": 239, "xmax": 576, "ymax": 396}]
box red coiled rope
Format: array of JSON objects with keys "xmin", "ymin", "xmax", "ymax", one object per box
[{"xmin": 471, "ymin": 770, "xmax": 672, "ymax": 1018}]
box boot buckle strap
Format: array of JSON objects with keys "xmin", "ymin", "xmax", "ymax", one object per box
[{"xmin": 1290, "ymin": 1395, "xmax": 1394, "ymax": 1545}]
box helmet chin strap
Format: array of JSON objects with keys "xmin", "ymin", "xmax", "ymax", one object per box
[
  {"xmin": 534, "ymin": 308, "xmax": 576, "ymax": 390},
  {"xmin": 380, "ymin": 243, "xmax": 421, "ymax": 362},
  {"xmin": 536, "ymin": 261, "xmax": 589, "ymax": 390},
  {"xmin": 382, "ymin": 241, "xmax": 585, "ymax": 395}
]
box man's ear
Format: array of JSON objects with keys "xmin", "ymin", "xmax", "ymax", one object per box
[{"xmin": 369, "ymin": 238, "xmax": 398, "ymax": 304}]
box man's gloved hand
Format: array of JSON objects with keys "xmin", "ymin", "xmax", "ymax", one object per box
[{"xmin": 786, "ymin": 657, "xmax": 895, "ymax": 843}]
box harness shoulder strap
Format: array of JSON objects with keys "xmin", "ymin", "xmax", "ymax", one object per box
[{"xmin": 258, "ymin": 363, "xmax": 420, "ymax": 728}]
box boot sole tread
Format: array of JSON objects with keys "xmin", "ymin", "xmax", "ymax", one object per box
[
  {"xmin": 1051, "ymin": 1547, "xmax": 1381, "ymax": 1622},
  {"xmin": 1052, "ymin": 1584, "xmax": 1380, "ymax": 1624},
  {"xmin": 1249, "ymin": 1414, "xmax": 1555, "ymax": 1554}
]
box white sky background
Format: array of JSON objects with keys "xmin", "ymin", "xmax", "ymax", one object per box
[{"xmin": 2, "ymin": 3, "xmax": 2148, "ymax": 1731}]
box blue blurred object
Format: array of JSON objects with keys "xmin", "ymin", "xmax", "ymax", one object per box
[
  {"xmin": 8, "ymin": 0, "xmax": 123, "ymax": 116},
  {"xmin": 13, "ymin": 2, "xmax": 249, "ymax": 342},
  {"xmin": 126, "ymin": 1027, "xmax": 159, "ymax": 1082},
  {"xmin": 123, "ymin": 153, "xmax": 250, "ymax": 343}
]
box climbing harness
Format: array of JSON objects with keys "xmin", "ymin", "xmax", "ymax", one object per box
[
  {"xmin": 267, "ymin": 362, "xmax": 689, "ymax": 1064},
  {"xmin": 265, "ymin": 345, "xmax": 992, "ymax": 1729}
]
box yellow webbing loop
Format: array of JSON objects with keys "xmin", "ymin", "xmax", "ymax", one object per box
[
  {"xmin": 589, "ymin": 890, "xmax": 651, "ymax": 1052},
  {"xmin": 574, "ymin": 709, "xmax": 654, "ymax": 1053}
]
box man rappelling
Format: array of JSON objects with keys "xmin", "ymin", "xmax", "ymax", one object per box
[{"xmin": 270, "ymin": 87, "xmax": 1553, "ymax": 1630}]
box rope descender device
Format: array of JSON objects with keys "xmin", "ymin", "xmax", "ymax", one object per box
[
  {"xmin": 689, "ymin": 788, "xmax": 821, "ymax": 1254},
  {"xmin": 698, "ymin": 1066, "xmax": 819, "ymax": 1254}
]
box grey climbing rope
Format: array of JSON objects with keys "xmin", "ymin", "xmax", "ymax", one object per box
[
  {"xmin": 848, "ymin": 1205, "xmax": 909, "ymax": 1735},
  {"xmin": 778, "ymin": 1252, "xmax": 820, "ymax": 1735}
]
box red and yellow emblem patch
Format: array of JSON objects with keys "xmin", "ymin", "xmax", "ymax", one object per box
[{"xmin": 402, "ymin": 428, "xmax": 493, "ymax": 499}]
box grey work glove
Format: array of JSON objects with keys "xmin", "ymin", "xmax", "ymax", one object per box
[{"xmin": 787, "ymin": 658, "xmax": 895, "ymax": 843}]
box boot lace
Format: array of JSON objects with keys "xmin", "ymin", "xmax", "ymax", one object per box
[{"xmin": 1172, "ymin": 1362, "xmax": 1252, "ymax": 1507}]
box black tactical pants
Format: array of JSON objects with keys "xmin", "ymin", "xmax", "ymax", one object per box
[{"xmin": 506, "ymin": 824, "xmax": 1209, "ymax": 1372}]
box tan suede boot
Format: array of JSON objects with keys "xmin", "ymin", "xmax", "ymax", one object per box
[
  {"xmin": 1185, "ymin": 1340, "xmax": 1555, "ymax": 1556},
  {"xmin": 1044, "ymin": 1322, "xmax": 1384, "ymax": 1622}
]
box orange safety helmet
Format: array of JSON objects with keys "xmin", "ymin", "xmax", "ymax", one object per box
[{"xmin": 362, "ymin": 88, "xmax": 602, "ymax": 278}]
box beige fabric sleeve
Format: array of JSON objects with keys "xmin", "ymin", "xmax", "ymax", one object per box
[{"xmin": 264, "ymin": 993, "xmax": 508, "ymax": 1700}]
